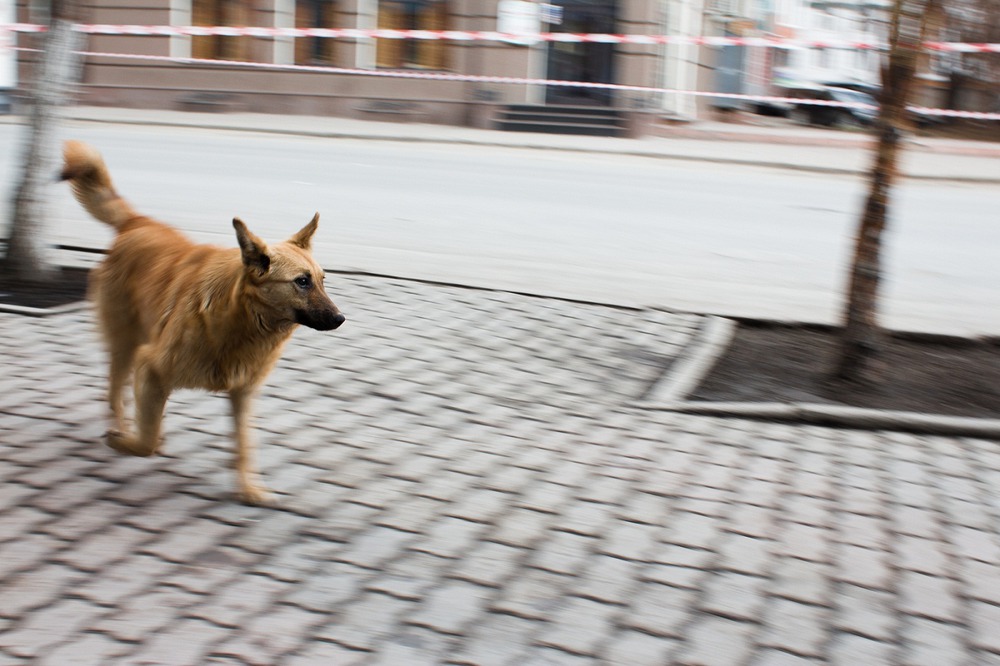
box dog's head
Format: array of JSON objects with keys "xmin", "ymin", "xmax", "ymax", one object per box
[{"xmin": 233, "ymin": 213, "xmax": 346, "ymax": 331}]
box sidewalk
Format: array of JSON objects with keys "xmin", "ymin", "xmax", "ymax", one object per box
[
  {"xmin": 3, "ymin": 273, "xmax": 1000, "ymax": 665},
  {"xmin": 36, "ymin": 105, "xmax": 1000, "ymax": 184},
  {"xmin": 3, "ymin": 108, "xmax": 1000, "ymax": 665}
]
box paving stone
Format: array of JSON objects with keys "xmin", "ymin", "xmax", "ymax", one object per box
[
  {"xmin": 283, "ymin": 562, "xmax": 368, "ymax": 612},
  {"xmin": 834, "ymin": 584, "xmax": 897, "ymax": 641},
  {"xmin": 375, "ymin": 495, "xmax": 447, "ymax": 534},
  {"xmin": 573, "ymin": 554, "xmax": 643, "ymax": 605},
  {"xmin": 452, "ymin": 612, "xmax": 537, "ymax": 666},
  {"xmin": 838, "ymin": 483, "xmax": 890, "ymax": 518},
  {"xmin": 315, "ymin": 591, "xmax": 416, "ymax": 650},
  {"xmin": 213, "ymin": 603, "xmax": 325, "ymax": 662},
  {"xmin": 726, "ymin": 503, "xmax": 778, "ymax": 539},
  {"xmin": 446, "ymin": 487, "xmax": 512, "ymax": 523},
  {"xmin": 367, "ymin": 551, "xmax": 451, "ymax": 601},
  {"xmin": 489, "ymin": 507, "xmax": 553, "ymax": 549},
  {"xmin": 717, "ymin": 533, "xmax": 773, "ymax": 576},
  {"xmin": 223, "ymin": 512, "xmax": 313, "ymax": 555},
  {"xmin": 518, "ymin": 481, "xmax": 579, "ymax": 515},
  {"xmin": 519, "ymin": 647, "xmax": 598, "ymax": 666},
  {"xmin": 493, "ymin": 568, "xmax": 572, "ymax": 621},
  {"xmin": 283, "ymin": 641, "xmax": 370, "ymax": 665},
  {"xmin": 895, "ymin": 534, "xmax": 952, "ymax": 576},
  {"xmin": 748, "ymin": 648, "xmax": 825, "ymax": 665},
  {"xmin": 675, "ymin": 614, "xmax": 757, "ymax": 666},
  {"xmin": 777, "ymin": 522, "xmax": 831, "ymax": 562},
  {"xmin": 369, "ymin": 626, "xmax": 458, "ymax": 666},
  {"xmin": 0, "ymin": 532, "xmax": 68, "ymax": 581},
  {"xmin": 833, "ymin": 543, "xmax": 892, "ymax": 590},
  {"xmin": 949, "ymin": 525, "xmax": 1000, "ymax": 564},
  {"xmin": 75, "ymin": 554, "xmax": 176, "ymax": 606},
  {"xmin": 334, "ymin": 525, "xmax": 417, "ymax": 570},
  {"xmin": 413, "ymin": 516, "xmax": 487, "ymax": 559},
  {"xmin": 897, "ymin": 570, "xmax": 962, "ymax": 622},
  {"xmin": 622, "ymin": 583, "xmax": 697, "ymax": 638},
  {"xmin": 452, "ymin": 541, "xmax": 525, "ymax": 588},
  {"xmin": 969, "ymin": 599, "xmax": 1000, "ymax": 653},
  {"xmin": 95, "ymin": 586, "xmax": 202, "ymax": 642},
  {"xmin": 827, "ymin": 632, "xmax": 896, "ymax": 666},
  {"xmin": 662, "ymin": 511, "xmax": 721, "ymax": 550},
  {"xmin": 601, "ymin": 629, "xmax": 678, "ymax": 665},
  {"xmin": 958, "ymin": 559, "xmax": 1000, "ymax": 605},
  {"xmin": 598, "ymin": 520, "xmax": 661, "ymax": 561},
  {"xmin": 700, "ymin": 571, "xmax": 768, "ymax": 622},
  {"xmin": 531, "ymin": 531, "xmax": 597, "ymax": 576},
  {"xmin": 34, "ymin": 632, "xmax": 133, "ymax": 665},
  {"xmin": 408, "ymin": 580, "xmax": 493, "ymax": 634},
  {"xmin": 1, "ymin": 563, "xmax": 85, "ymax": 618},
  {"xmin": 1, "ymin": 598, "xmax": 106, "ymax": 659},
  {"xmin": 185, "ymin": 574, "xmax": 291, "ymax": 628},
  {"xmin": 126, "ymin": 617, "xmax": 230, "ymax": 665},
  {"xmin": 759, "ymin": 598, "xmax": 829, "ymax": 658},
  {"xmin": 899, "ymin": 616, "xmax": 970, "ymax": 666},
  {"xmin": 56, "ymin": 524, "xmax": 153, "ymax": 572},
  {"xmin": 535, "ymin": 596, "xmax": 620, "ymax": 657},
  {"xmin": 0, "ymin": 506, "xmax": 50, "ymax": 544}
]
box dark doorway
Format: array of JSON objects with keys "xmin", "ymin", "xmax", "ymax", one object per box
[{"xmin": 544, "ymin": 0, "xmax": 617, "ymax": 106}]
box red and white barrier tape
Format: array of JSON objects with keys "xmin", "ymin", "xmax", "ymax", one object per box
[
  {"xmin": 27, "ymin": 47, "xmax": 995, "ymax": 120},
  {"xmin": 4, "ymin": 23, "xmax": 1000, "ymax": 52}
]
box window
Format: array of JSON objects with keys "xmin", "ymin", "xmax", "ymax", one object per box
[
  {"xmin": 192, "ymin": 0, "xmax": 252, "ymax": 61},
  {"xmin": 296, "ymin": 0, "xmax": 341, "ymax": 64},
  {"xmin": 376, "ymin": 0, "xmax": 449, "ymax": 70}
]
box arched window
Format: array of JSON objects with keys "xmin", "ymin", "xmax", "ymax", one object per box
[{"xmin": 375, "ymin": 0, "xmax": 449, "ymax": 70}]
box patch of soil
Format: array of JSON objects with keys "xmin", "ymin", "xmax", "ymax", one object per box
[
  {"xmin": 0, "ymin": 266, "xmax": 90, "ymax": 310},
  {"xmin": 689, "ymin": 323, "xmax": 1000, "ymax": 419}
]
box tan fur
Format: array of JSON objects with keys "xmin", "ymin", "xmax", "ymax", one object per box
[{"xmin": 63, "ymin": 140, "xmax": 345, "ymax": 505}]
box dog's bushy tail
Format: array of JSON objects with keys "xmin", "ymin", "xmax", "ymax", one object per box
[{"xmin": 61, "ymin": 140, "xmax": 139, "ymax": 230}]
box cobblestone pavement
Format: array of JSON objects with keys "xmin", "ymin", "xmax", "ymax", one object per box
[{"xmin": 3, "ymin": 274, "xmax": 1000, "ymax": 665}]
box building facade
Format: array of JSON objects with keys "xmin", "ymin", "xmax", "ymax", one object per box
[{"xmin": 15, "ymin": 0, "xmax": 669, "ymax": 125}]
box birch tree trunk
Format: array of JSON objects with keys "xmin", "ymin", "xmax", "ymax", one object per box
[
  {"xmin": 3, "ymin": 0, "xmax": 82, "ymax": 283},
  {"xmin": 833, "ymin": 0, "xmax": 940, "ymax": 384}
]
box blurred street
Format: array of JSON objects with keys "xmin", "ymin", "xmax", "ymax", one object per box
[
  {"xmin": 2, "ymin": 108, "xmax": 999, "ymax": 335},
  {"xmin": 2, "ymin": 110, "xmax": 1000, "ymax": 665}
]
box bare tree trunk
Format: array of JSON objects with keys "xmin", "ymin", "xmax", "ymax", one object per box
[
  {"xmin": 833, "ymin": 0, "xmax": 940, "ymax": 384},
  {"xmin": 3, "ymin": 0, "xmax": 82, "ymax": 283}
]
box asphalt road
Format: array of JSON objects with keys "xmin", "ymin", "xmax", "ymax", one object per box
[{"xmin": 3, "ymin": 122, "xmax": 999, "ymax": 335}]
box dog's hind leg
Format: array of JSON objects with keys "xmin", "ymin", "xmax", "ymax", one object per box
[
  {"xmin": 229, "ymin": 388, "xmax": 272, "ymax": 506},
  {"xmin": 106, "ymin": 342, "xmax": 138, "ymax": 437},
  {"xmin": 106, "ymin": 358, "xmax": 168, "ymax": 457}
]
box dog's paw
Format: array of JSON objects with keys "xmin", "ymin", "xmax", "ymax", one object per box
[
  {"xmin": 237, "ymin": 484, "xmax": 276, "ymax": 507},
  {"xmin": 105, "ymin": 430, "xmax": 156, "ymax": 457}
]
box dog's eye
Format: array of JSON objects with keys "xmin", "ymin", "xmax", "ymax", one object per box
[{"xmin": 294, "ymin": 276, "xmax": 312, "ymax": 289}]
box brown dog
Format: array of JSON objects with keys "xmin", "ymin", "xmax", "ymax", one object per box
[{"xmin": 61, "ymin": 141, "xmax": 344, "ymax": 505}]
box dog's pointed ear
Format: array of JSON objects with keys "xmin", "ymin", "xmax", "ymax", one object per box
[
  {"xmin": 233, "ymin": 218, "xmax": 271, "ymax": 274},
  {"xmin": 287, "ymin": 212, "xmax": 320, "ymax": 251}
]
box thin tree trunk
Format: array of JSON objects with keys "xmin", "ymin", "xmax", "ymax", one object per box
[
  {"xmin": 3, "ymin": 0, "xmax": 82, "ymax": 283},
  {"xmin": 833, "ymin": 0, "xmax": 939, "ymax": 384}
]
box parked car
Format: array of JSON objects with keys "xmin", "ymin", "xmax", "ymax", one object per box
[{"xmin": 787, "ymin": 86, "xmax": 879, "ymax": 128}]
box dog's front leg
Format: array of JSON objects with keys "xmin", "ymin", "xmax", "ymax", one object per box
[{"xmin": 229, "ymin": 388, "xmax": 272, "ymax": 506}]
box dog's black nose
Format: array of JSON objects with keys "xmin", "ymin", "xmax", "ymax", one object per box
[{"xmin": 331, "ymin": 313, "xmax": 346, "ymax": 330}]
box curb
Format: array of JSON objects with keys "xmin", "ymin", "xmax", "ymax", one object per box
[
  {"xmin": 638, "ymin": 315, "xmax": 735, "ymax": 404},
  {"xmin": 0, "ymin": 301, "xmax": 90, "ymax": 317},
  {"xmin": 639, "ymin": 314, "xmax": 1000, "ymax": 439}
]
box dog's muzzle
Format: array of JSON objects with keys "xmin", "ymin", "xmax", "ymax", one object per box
[{"xmin": 297, "ymin": 309, "xmax": 346, "ymax": 331}]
